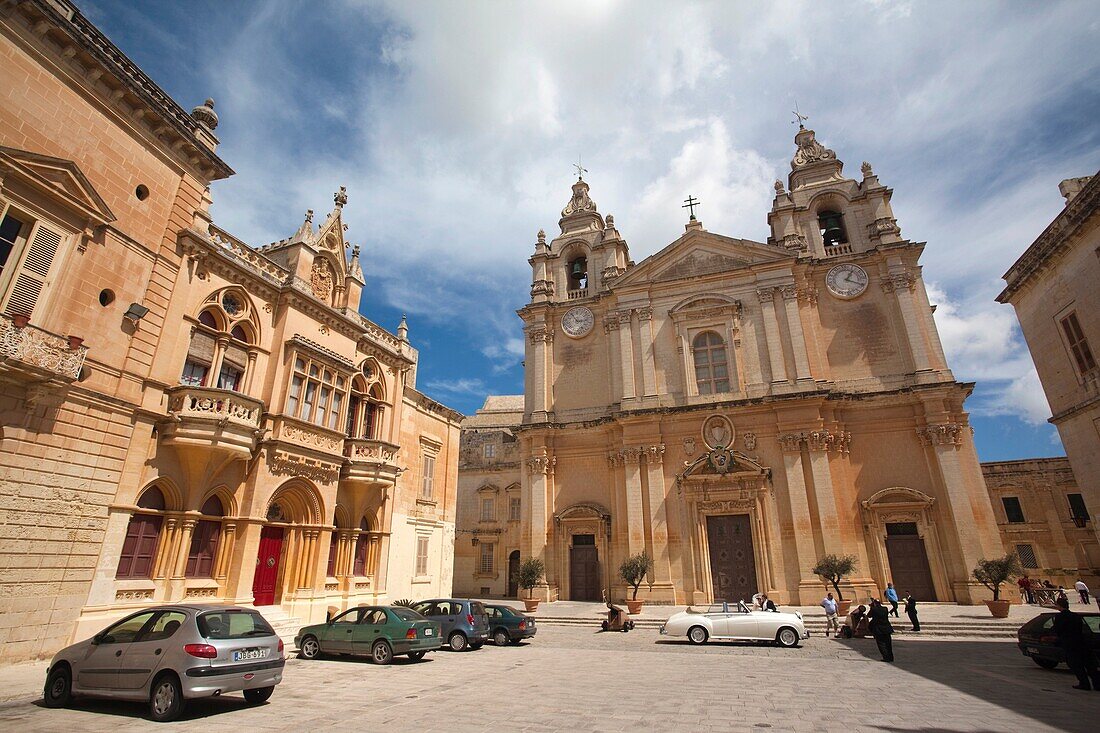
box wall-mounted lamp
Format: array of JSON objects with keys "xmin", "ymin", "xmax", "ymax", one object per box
[
  {"xmin": 471, "ymin": 537, "xmax": 480, "ymax": 547},
  {"xmin": 123, "ymin": 302, "xmax": 150, "ymax": 325}
]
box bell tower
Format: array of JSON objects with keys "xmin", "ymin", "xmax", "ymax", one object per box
[{"xmin": 768, "ymin": 124, "xmax": 904, "ymax": 258}]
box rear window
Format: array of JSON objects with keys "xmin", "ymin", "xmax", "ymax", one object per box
[
  {"xmin": 470, "ymin": 602, "xmax": 486, "ymax": 616},
  {"xmin": 391, "ymin": 608, "xmax": 423, "ymax": 622},
  {"xmin": 198, "ymin": 610, "xmax": 275, "ymax": 639},
  {"xmin": 1086, "ymin": 616, "xmax": 1100, "ymax": 633}
]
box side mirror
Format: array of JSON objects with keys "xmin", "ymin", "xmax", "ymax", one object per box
[{"xmin": 91, "ymin": 633, "xmax": 104, "ymax": 645}]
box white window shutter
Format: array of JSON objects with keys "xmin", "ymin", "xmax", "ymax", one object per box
[{"xmin": 4, "ymin": 223, "xmax": 63, "ymax": 317}]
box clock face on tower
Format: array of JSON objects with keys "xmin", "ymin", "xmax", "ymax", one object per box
[
  {"xmin": 825, "ymin": 264, "xmax": 869, "ymax": 299},
  {"xmin": 561, "ymin": 306, "xmax": 595, "ymax": 338}
]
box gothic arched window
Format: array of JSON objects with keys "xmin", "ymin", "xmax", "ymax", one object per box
[
  {"xmin": 116, "ymin": 486, "xmax": 166, "ymax": 579},
  {"xmin": 353, "ymin": 518, "xmax": 371, "ymax": 576},
  {"xmin": 186, "ymin": 495, "xmax": 225, "ymax": 578},
  {"xmin": 181, "ymin": 291, "xmax": 260, "ymax": 392},
  {"xmin": 692, "ymin": 331, "xmax": 730, "ymax": 395}
]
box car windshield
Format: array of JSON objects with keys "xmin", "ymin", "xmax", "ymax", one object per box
[
  {"xmin": 390, "ymin": 608, "xmax": 423, "ymax": 622},
  {"xmin": 198, "ymin": 610, "xmax": 274, "ymax": 639}
]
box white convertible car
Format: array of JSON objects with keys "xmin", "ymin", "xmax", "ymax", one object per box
[{"xmin": 660, "ymin": 601, "xmax": 809, "ymax": 647}]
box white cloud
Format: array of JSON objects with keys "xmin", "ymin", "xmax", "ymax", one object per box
[{"xmin": 422, "ymin": 378, "xmax": 487, "ymax": 396}]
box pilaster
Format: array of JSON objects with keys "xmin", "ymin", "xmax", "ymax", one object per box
[
  {"xmin": 757, "ymin": 288, "xmax": 788, "ymax": 383},
  {"xmin": 637, "ymin": 308, "xmax": 658, "ymax": 398},
  {"xmin": 617, "ymin": 310, "xmax": 636, "ymax": 400},
  {"xmin": 780, "ymin": 286, "xmax": 812, "ymax": 382}
]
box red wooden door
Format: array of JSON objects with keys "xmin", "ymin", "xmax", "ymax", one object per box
[{"xmin": 252, "ymin": 527, "xmax": 284, "ymax": 606}]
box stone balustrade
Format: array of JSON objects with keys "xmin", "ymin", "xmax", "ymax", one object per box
[
  {"xmin": 165, "ymin": 385, "xmax": 263, "ymax": 430},
  {"xmin": 342, "ymin": 438, "xmax": 402, "ymax": 486},
  {"xmin": 0, "ymin": 314, "xmax": 88, "ymax": 381}
]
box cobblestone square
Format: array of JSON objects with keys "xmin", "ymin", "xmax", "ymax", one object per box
[{"xmin": 0, "ymin": 625, "xmax": 1095, "ymax": 732}]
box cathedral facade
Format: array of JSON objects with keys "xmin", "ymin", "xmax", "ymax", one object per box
[
  {"xmin": 0, "ymin": 0, "xmax": 459, "ymax": 662},
  {"xmin": 469, "ymin": 126, "xmax": 1008, "ymax": 606}
]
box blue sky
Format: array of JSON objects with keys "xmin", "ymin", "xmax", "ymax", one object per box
[{"xmin": 80, "ymin": 0, "xmax": 1100, "ymax": 462}]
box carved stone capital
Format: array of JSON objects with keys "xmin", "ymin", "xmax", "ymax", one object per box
[
  {"xmin": 527, "ymin": 455, "xmax": 556, "ymax": 475},
  {"xmin": 781, "ymin": 233, "xmax": 807, "ymax": 253},
  {"xmin": 806, "ymin": 429, "xmax": 852, "ymax": 453},
  {"xmin": 527, "ymin": 327, "xmax": 554, "ymax": 344},
  {"xmin": 916, "ymin": 423, "xmax": 963, "ymax": 447},
  {"xmin": 645, "ymin": 444, "xmax": 665, "ymax": 464},
  {"xmin": 530, "ymin": 279, "xmax": 554, "ymax": 297},
  {"xmin": 602, "ymin": 315, "xmax": 620, "ymax": 333},
  {"xmin": 867, "ymin": 217, "xmax": 901, "ymax": 240},
  {"xmin": 601, "ymin": 265, "xmax": 626, "ymax": 285},
  {"xmin": 756, "ymin": 287, "xmax": 776, "ymax": 303},
  {"xmin": 617, "ymin": 310, "xmax": 633, "ymax": 324},
  {"xmin": 635, "ymin": 307, "xmax": 653, "ymax": 322},
  {"xmin": 880, "ymin": 272, "xmax": 916, "ymax": 293},
  {"xmin": 779, "ymin": 285, "xmax": 799, "ymax": 301},
  {"xmin": 777, "ymin": 433, "xmax": 803, "ymax": 452}
]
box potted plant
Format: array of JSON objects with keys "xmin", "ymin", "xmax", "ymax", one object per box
[
  {"xmin": 973, "ymin": 552, "xmax": 1022, "ymax": 618},
  {"xmin": 517, "ymin": 558, "xmax": 545, "ymax": 612},
  {"xmin": 619, "ymin": 552, "xmax": 653, "ymax": 614},
  {"xmin": 812, "ymin": 554, "xmax": 857, "ymax": 615}
]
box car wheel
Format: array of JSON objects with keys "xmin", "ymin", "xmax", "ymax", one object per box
[
  {"xmin": 776, "ymin": 627, "xmax": 799, "ymax": 648},
  {"xmin": 244, "ymin": 686, "xmax": 274, "ymax": 704},
  {"xmin": 493, "ymin": 629, "xmax": 510, "ymax": 646},
  {"xmin": 149, "ymin": 674, "xmax": 184, "ymax": 722},
  {"xmin": 449, "ymin": 632, "xmax": 468, "ymax": 651},
  {"xmin": 43, "ymin": 664, "xmax": 72, "ymax": 708},
  {"xmin": 372, "ymin": 640, "xmax": 393, "ymax": 665},
  {"xmin": 1031, "ymin": 655, "xmax": 1059, "ymax": 669},
  {"xmin": 408, "ymin": 651, "xmax": 426, "ymax": 661},
  {"xmin": 688, "ymin": 626, "xmax": 708, "ymax": 645},
  {"xmin": 299, "ymin": 635, "xmax": 321, "ymax": 660}
]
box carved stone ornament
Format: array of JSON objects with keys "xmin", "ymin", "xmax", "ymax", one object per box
[
  {"xmin": 743, "ymin": 433, "xmax": 757, "ymax": 451},
  {"xmin": 601, "ymin": 265, "xmax": 626, "ymax": 285},
  {"xmin": 646, "ymin": 444, "xmax": 665, "ymax": 464},
  {"xmin": 781, "ymin": 233, "xmax": 807, "ymax": 252},
  {"xmin": 683, "ymin": 437, "xmax": 697, "ymax": 456},
  {"xmin": 527, "ymin": 456, "xmax": 556, "ymax": 475},
  {"xmin": 698, "ymin": 499, "xmax": 756, "ymax": 513},
  {"xmin": 880, "ymin": 271, "xmax": 916, "ymax": 293},
  {"xmin": 190, "ymin": 98, "xmax": 218, "ymax": 130},
  {"xmin": 756, "ymin": 287, "xmax": 775, "ymax": 303},
  {"xmin": 916, "ymin": 423, "xmax": 964, "ymax": 447},
  {"xmin": 861, "ymin": 161, "xmax": 874, "ymax": 178},
  {"xmin": 561, "ymin": 179, "xmax": 597, "ymax": 217},
  {"xmin": 791, "ymin": 127, "xmax": 837, "ymax": 170},
  {"xmin": 707, "ymin": 448, "xmax": 735, "ymax": 474},
  {"xmin": 527, "ymin": 327, "xmax": 554, "ymax": 344},
  {"xmin": 530, "ymin": 279, "xmax": 554, "ymax": 297},
  {"xmin": 310, "ymin": 259, "xmax": 335, "ymax": 301},
  {"xmin": 867, "ymin": 217, "xmax": 901, "ymax": 240},
  {"xmin": 701, "ymin": 414, "xmax": 735, "ymax": 450},
  {"xmin": 774, "ymin": 179, "xmax": 786, "ymax": 195}
]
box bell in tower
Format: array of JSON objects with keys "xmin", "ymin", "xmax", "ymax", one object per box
[{"xmin": 818, "ymin": 210, "xmax": 848, "ymax": 246}]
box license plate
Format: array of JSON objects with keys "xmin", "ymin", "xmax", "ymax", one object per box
[
  {"xmin": 1027, "ymin": 647, "xmax": 1040, "ymax": 654},
  {"xmin": 232, "ymin": 648, "xmax": 269, "ymax": 662},
  {"xmin": 424, "ymin": 628, "xmax": 433, "ymax": 636}
]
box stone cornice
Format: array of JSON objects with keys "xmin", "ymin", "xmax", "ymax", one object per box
[
  {"xmin": 998, "ymin": 170, "xmax": 1099, "ymax": 302},
  {"xmin": 404, "ymin": 387, "xmax": 464, "ymax": 425}
]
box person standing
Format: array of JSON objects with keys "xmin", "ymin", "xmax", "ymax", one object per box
[
  {"xmin": 904, "ymin": 592, "xmax": 920, "ymax": 632},
  {"xmin": 885, "ymin": 583, "xmax": 900, "ymax": 617},
  {"xmin": 1018, "ymin": 574, "xmax": 1034, "ymax": 604},
  {"xmin": 821, "ymin": 593, "xmax": 840, "ymax": 637},
  {"xmin": 867, "ymin": 599, "xmax": 894, "ymax": 662},
  {"xmin": 1052, "ymin": 597, "xmax": 1100, "ymax": 691},
  {"xmin": 1075, "ymin": 579, "xmax": 1091, "ymax": 605}
]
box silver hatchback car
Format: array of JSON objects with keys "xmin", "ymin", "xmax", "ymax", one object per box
[{"xmin": 43, "ymin": 604, "xmax": 285, "ymax": 722}]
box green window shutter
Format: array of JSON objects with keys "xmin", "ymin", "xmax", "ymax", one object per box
[{"xmin": 4, "ymin": 223, "xmax": 63, "ymax": 317}]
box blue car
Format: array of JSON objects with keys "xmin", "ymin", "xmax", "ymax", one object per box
[
  {"xmin": 412, "ymin": 599, "xmax": 490, "ymax": 651},
  {"xmin": 485, "ymin": 604, "xmax": 537, "ymax": 646}
]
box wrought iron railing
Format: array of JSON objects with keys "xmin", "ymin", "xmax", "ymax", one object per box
[{"xmin": 0, "ymin": 314, "xmax": 88, "ymax": 381}]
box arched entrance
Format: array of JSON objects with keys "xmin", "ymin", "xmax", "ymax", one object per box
[
  {"xmin": 507, "ymin": 550, "xmax": 520, "ymax": 598},
  {"xmin": 253, "ymin": 481, "xmax": 324, "ymax": 606},
  {"xmin": 553, "ymin": 503, "xmax": 611, "ymax": 602},
  {"xmin": 861, "ymin": 487, "xmax": 947, "ymax": 602}
]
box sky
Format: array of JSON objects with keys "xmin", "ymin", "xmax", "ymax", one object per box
[{"xmin": 80, "ymin": 0, "xmax": 1100, "ymax": 462}]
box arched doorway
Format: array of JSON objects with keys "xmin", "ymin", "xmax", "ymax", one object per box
[
  {"xmin": 507, "ymin": 550, "xmax": 521, "ymax": 598},
  {"xmin": 861, "ymin": 487, "xmax": 947, "ymax": 602},
  {"xmin": 554, "ymin": 503, "xmax": 611, "ymax": 602},
  {"xmin": 253, "ymin": 482, "xmax": 323, "ymax": 606}
]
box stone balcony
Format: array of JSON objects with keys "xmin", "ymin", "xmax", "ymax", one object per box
[
  {"xmin": 342, "ymin": 438, "xmax": 402, "ymax": 487},
  {"xmin": 159, "ymin": 386, "xmax": 264, "ymax": 462},
  {"xmin": 0, "ymin": 314, "xmax": 88, "ymax": 384}
]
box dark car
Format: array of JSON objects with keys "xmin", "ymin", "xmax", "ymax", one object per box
[
  {"xmin": 412, "ymin": 599, "xmax": 490, "ymax": 651},
  {"xmin": 485, "ymin": 604, "xmax": 537, "ymax": 646},
  {"xmin": 295, "ymin": 606, "xmax": 441, "ymax": 664},
  {"xmin": 1017, "ymin": 611, "xmax": 1100, "ymax": 668}
]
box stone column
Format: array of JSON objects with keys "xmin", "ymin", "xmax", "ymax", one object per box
[
  {"xmin": 153, "ymin": 517, "xmax": 179, "ymax": 580},
  {"xmin": 761, "ymin": 488, "xmax": 789, "ymax": 601},
  {"xmin": 214, "ymin": 521, "xmax": 237, "ymax": 581},
  {"xmin": 778, "ymin": 435, "xmax": 818, "ymax": 598},
  {"xmin": 884, "ymin": 272, "xmax": 931, "ymax": 372},
  {"xmin": 209, "ymin": 336, "xmax": 230, "ymax": 385},
  {"xmin": 805, "ymin": 434, "xmax": 843, "ymax": 555},
  {"xmin": 244, "ymin": 351, "xmax": 259, "ymax": 393},
  {"xmin": 617, "ymin": 311, "xmax": 636, "ymax": 400},
  {"xmin": 527, "ymin": 326, "xmax": 552, "ymax": 418},
  {"xmin": 637, "ymin": 308, "xmax": 657, "ymax": 398},
  {"xmin": 780, "ymin": 286, "xmax": 812, "ymax": 381},
  {"xmin": 644, "ymin": 445, "xmax": 673, "ymax": 588},
  {"xmin": 524, "ymin": 450, "xmax": 554, "ymax": 600},
  {"xmin": 622, "ymin": 448, "xmax": 645, "ymax": 556},
  {"xmin": 757, "ymin": 288, "xmax": 788, "ymax": 383}
]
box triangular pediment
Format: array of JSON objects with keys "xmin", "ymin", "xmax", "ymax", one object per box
[
  {"xmin": 613, "ymin": 229, "xmax": 790, "ymax": 288},
  {"xmin": 0, "ymin": 146, "xmax": 115, "ymax": 224}
]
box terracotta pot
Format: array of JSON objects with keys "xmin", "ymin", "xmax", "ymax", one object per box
[
  {"xmin": 626, "ymin": 599, "xmax": 644, "ymax": 615},
  {"xmin": 11, "ymin": 314, "xmax": 30, "ymax": 328},
  {"xmin": 836, "ymin": 600, "xmax": 852, "ymax": 616},
  {"xmin": 523, "ymin": 598, "xmax": 540, "ymax": 612},
  {"xmin": 68, "ymin": 335, "xmax": 84, "ymax": 350},
  {"xmin": 984, "ymin": 599, "xmax": 1011, "ymax": 618}
]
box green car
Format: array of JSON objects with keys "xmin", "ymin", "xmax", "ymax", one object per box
[{"xmin": 295, "ymin": 606, "xmax": 441, "ymax": 664}]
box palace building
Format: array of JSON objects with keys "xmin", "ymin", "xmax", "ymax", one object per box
[
  {"xmin": 0, "ymin": 0, "xmax": 459, "ymax": 662},
  {"xmin": 456, "ymin": 125, "xmax": 1014, "ymax": 607}
]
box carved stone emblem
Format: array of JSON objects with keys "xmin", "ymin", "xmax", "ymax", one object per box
[
  {"xmin": 310, "ymin": 259, "xmax": 334, "ymax": 301},
  {"xmin": 707, "ymin": 448, "xmax": 734, "ymax": 474},
  {"xmin": 743, "ymin": 433, "xmax": 757, "ymax": 451},
  {"xmin": 701, "ymin": 414, "xmax": 735, "ymax": 450}
]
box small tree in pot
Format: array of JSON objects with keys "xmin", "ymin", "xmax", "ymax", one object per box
[
  {"xmin": 517, "ymin": 558, "xmax": 545, "ymax": 612},
  {"xmin": 973, "ymin": 552, "xmax": 1022, "ymax": 617},
  {"xmin": 812, "ymin": 554, "xmax": 857, "ymax": 615},
  {"xmin": 619, "ymin": 552, "xmax": 653, "ymax": 614}
]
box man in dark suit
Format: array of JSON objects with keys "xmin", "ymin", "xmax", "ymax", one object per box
[
  {"xmin": 904, "ymin": 592, "xmax": 920, "ymax": 632},
  {"xmin": 867, "ymin": 598, "xmax": 894, "ymax": 662},
  {"xmin": 1052, "ymin": 597, "xmax": 1100, "ymax": 690},
  {"xmin": 760, "ymin": 593, "xmax": 778, "ymax": 612}
]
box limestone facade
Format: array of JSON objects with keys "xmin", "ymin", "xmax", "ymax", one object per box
[
  {"xmin": 0, "ymin": 0, "xmax": 460, "ymax": 662},
  {"xmin": 459, "ymin": 125, "xmax": 1008, "ymax": 607},
  {"xmin": 997, "ymin": 172, "xmax": 1100, "ymax": 561},
  {"xmin": 981, "ymin": 458, "xmax": 1099, "ymax": 590}
]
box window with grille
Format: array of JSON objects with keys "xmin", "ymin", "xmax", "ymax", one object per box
[
  {"xmin": 480, "ymin": 497, "xmax": 495, "ymax": 522},
  {"xmin": 1016, "ymin": 544, "xmax": 1039, "ymax": 569},
  {"xmin": 692, "ymin": 331, "xmax": 731, "ymax": 394},
  {"xmin": 415, "ymin": 536, "xmax": 430, "ymax": 576},
  {"xmin": 509, "ymin": 496, "xmax": 521, "ymax": 521},
  {"xmin": 421, "ymin": 453, "xmax": 436, "ymax": 499},
  {"xmin": 1068, "ymin": 493, "xmax": 1089, "ymax": 521},
  {"xmin": 484, "ymin": 443, "xmax": 495, "ymax": 458},
  {"xmin": 479, "ymin": 542, "xmax": 495, "ymax": 574},
  {"xmin": 1002, "ymin": 497, "xmax": 1026, "ymax": 524},
  {"xmin": 1060, "ymin": 312, "xmax": 1097, "ymax": 376}
]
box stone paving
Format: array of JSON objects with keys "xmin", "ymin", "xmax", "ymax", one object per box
[{"xmin": 1, "ymin": 622, "xmax": 1097, "ymax": 732}]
